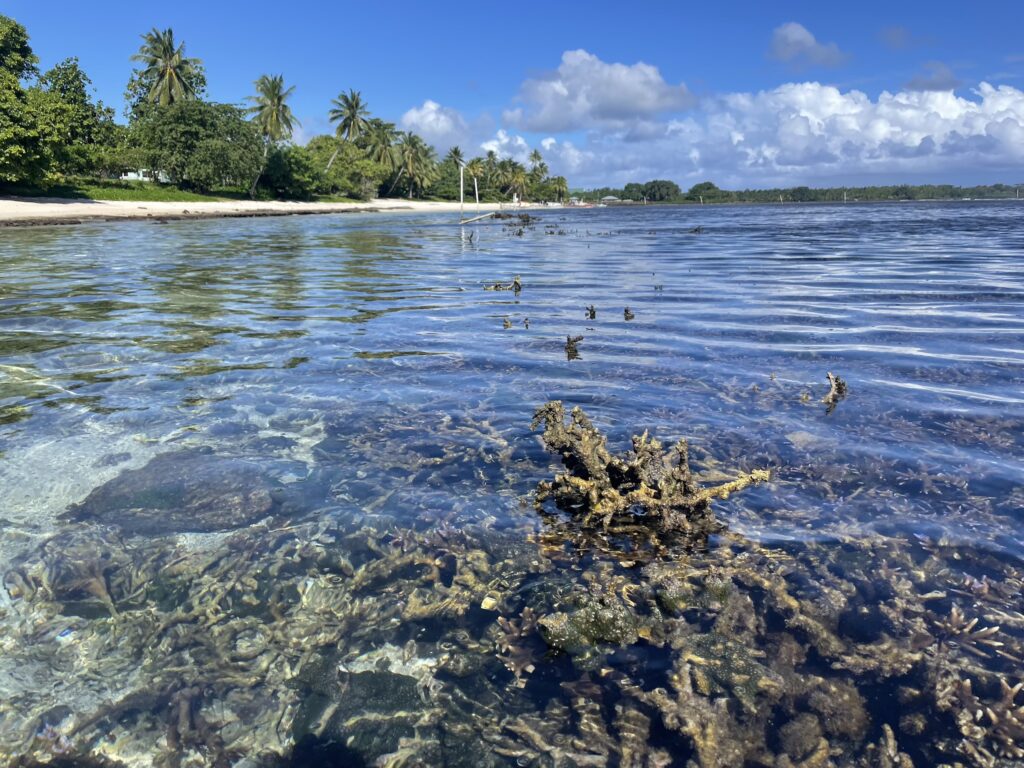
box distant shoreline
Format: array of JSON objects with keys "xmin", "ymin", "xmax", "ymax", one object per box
[{"xmin": 0, "ymin": 198, "xmax": 530, "ymax": 228}]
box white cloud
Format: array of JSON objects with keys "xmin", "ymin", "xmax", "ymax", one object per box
[
  {"xmin": 769, "ymin": 22, "xmax": 846, "ymax": 68},
  {"xmin": 906, "ymin": 62, "xmax": 964, "ymax": 92},
  {"xmin": 480, "ymin": 129, "xmax": 531, "ymax": 162},
  {"xmin": 548, "ymin": 81, "xmax": 1024, "ymax": 188},
  {"xmin": 504, "ymin": 49, "xmax": 693, "ymax": 132},
  {"xmin": 400, "ymin": 100, "xmax": 469, "ymax": 149}
]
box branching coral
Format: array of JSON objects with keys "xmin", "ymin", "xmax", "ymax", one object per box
[
  {"xmin": 532, "ymin": 400, "xmax": 770, "ymax": 536},
  {"xmin": 495, "ymin": 607, "xmax": 541, "ymax": 686},
  {"xmin": 934, "ymin": 604, "xmax": 1006, "ymax": 658}
]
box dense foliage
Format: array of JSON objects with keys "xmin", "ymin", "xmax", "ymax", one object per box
[
  {"xmin": 130, "ymin": 101, "xmax": 262, "ymax": 192},
  {"xmin": 0, "ymin": 12, "xmax": 572, "ymax": 202},
  {"xmin": 583, "ymin": 179, "xmax": 1024, "ymax": 204}
]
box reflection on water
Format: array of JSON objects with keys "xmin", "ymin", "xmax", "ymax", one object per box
[{"xmin": 1, "ymin": 204, "xmax": 1023, "ymax": 766}]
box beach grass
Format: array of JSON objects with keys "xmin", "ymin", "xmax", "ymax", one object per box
[
  {"xmin": 1, "ymin": 179, "xmax": 375, "ymax": 205},
  {"xmin": 2, "ymin": 178, "xmax": 239, "ymax": 202}
]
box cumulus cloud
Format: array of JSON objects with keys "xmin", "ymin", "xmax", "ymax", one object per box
[
  {"xmin": 906, "ymin": 62, "xmax": 964, "ymax": 92},
  {"xmin": 503, "ymin": 49, "xmax": 693, "ymax": 132},
  {"xmin": 480, "ymin": 129, "xmax": 532, "ymax": 162},
  {"xmin": 400, "ymin": 100, "xmax": 470, "ymax": 148},
  {"xmin": 549, "ymin": 82, "xmax": 1024, "ymax": 188},
  {"xmin": 769, "ymin": 22, "xmax": 846, "ymax": 67}
]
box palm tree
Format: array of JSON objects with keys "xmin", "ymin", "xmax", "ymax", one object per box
[
  {"xmin": 445, "ymin": 146, "xmax": 465, "ymax": 166},
  {"xmin": 388, "ymin": 133, "xmax": 437, "ymax": 198},
  {"xmin": 466, "ymin": 158, "xmax": 485, "ymax": 203},
  {"xmin": 326, "ymin": 89, "xmax": 370, "ymax": 170},
  {"xmin": 131, "ymin": 28, "xmax": 201, "ymax": 105},
  {"xmin": 551, "ymin": 175, "xmax": 569, "ymax": 202},
  {"xmin": 508, "ymin": 166, "xmax": 529, "ymax": 202},
  {"xmin": 484, "ymin": 150, "xmax": 498, "ymax": 180},
  {"xmin": 363, "ymin": 119, "xmax": 398, "ymax": 169},
  {"xmin": 247, "ymin": 74, "xmax": 298, "ymax": 196}
]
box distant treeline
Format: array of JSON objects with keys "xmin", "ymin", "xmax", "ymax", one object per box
[{"xmin": 578, "ymin": 180, "xmax": 1024, "ymax": 204}]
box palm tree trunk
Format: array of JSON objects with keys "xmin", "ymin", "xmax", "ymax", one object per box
[
  {"xmin": 325, "ymin": 146, "xmax": 340, "ymax": 171},
  {"xmin": 250, "ymin": 142, "xmax": 269, "ymax": 199},
  {"xmin": 385, "ymin": 167, "xmax": 405, "ymax": 197}
]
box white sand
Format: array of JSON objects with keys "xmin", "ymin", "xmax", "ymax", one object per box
[{"xmin": 0, "ymin": 196, "xmax": 536, "ymax": 226}]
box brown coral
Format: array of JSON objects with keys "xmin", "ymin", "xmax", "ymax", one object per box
[{"xmin": 532, "ymin": 400, "xmax": 770, "ymax": 536}]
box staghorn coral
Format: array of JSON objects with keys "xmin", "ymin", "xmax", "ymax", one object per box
[
  {"xmin": 533, "ymin": 400, "xmax": 770, "ymax": 536},
  {"xmin": 949, "ymin": 678, "xmax": 1024, "ymax": 765},
  {"xmin": 933, "ymin": 604, "xmax": 1006, "ymax": 658}
]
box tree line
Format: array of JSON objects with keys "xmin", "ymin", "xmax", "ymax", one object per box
[
  {"xmin": 582, "ymin": 179, "xmax": 1023, "ymax": 204},
  {"xmin": 0, "ymin": 15, "xmax": 569, "ymax": 202}
]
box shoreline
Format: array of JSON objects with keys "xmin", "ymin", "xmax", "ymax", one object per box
[{"xmin": 0, "ymin": 197, "xmax": 533, "ymax": 228}]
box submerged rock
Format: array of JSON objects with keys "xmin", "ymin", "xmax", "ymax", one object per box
[
  {"xmin": 539, "ymin": 600, "xmax": 639, "ymax": 654},
  {"xmin": 62, "ymin": 449, "xmax": 292, "ymax": 535}
]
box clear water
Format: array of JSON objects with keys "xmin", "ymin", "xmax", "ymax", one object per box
[{"xmin": 1, "ymin": 203, "xmax": 1022, "ymax": 767}]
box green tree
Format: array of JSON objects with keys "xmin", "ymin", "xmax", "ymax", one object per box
[
  {"xmin": 0, "ymin": 19, "xmax": 74, "ymax": 186},
  {"xmin": 550, "ymin": 175, "xmax": 569, "ymax": 202},
  {"xmin": 131, "ymin": 101, "xmax": 261, "ymax": 192},
  {"xmin": 326, "ymin": 89, "xmax": 369, "ymax": 170},
  {"xmin": 0, "ymin": 15, "xmax": 36, "ymax": 79},
  {"xmin": 528, "ymin": 148, "xmax": 548, "ymax": 184},
  {"xmin": 642, "ymin": 179, "xmax": 682, "ymax": 201},
  {"xmin": 38, "ymin": 57, "xmax": 118, "ymax": 174},
  {"xmin": 389, "ymin": 132, "xmax": 437, "ymax": 198},
  {"xmin": 445, "ymin": 146, "xmax": 464, "ymax": 166},
  {"xmin": 1, "ymin": 73, "xmax": 45, "ymax": 183},
  {"xmin": 465, "ymin": 158, "xmax": 485, "ymax": 200},
  {"xmin": 261, "ymin": 144, "xmax": 319, "ymax": 199},
  {"xmin": 247, "ymin": 74, "xmax": 298, "ymax": 195},
  {"xmin": 128, "ymin": 28, "xmax": 203, "ymax": 111},
  {"xmin": 362, "ymin": 118, "xmax": 397, "ymax": 172},
  {"xmin": 304, "ymin": 135, "xmax": 387, "ymax": 200}
]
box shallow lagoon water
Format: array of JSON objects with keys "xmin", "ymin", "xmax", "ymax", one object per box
[{"xmin": 0, "ymin": 203, "xmax": 1022, "ymax": 766}]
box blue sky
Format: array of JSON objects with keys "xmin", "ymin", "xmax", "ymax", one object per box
[{"xmin": 7, "ymin": 1, "xmax": 1024, "ymax": 188}]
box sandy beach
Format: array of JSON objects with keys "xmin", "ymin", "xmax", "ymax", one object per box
[{"xmin": 0, "ymin": 197, "xmax": 532, "ymax": 227}]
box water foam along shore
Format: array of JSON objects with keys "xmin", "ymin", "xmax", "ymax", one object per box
[{"xmin": 0, "ymin": 197, "xmax": 543, "ymax": 227}]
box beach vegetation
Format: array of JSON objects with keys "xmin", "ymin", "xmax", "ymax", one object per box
[{"xmin": 0, "ymin": 14, "xmax": 585, "ymax": 204}]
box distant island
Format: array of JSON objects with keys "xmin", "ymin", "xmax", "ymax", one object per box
[{"xmin": 576, "ymin": 179, "xmax": 1024, "ymax": 204}]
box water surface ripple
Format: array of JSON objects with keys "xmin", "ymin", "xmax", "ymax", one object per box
[{"xmin": 1, "ymin": 202, "xmax": 1022, "ymax": 766}]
